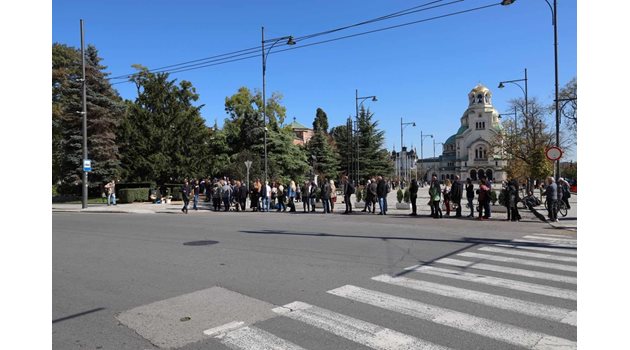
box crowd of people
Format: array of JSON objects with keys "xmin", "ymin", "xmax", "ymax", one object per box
[{"xmin": 172, "ymin": 174, "xmax": 571, "ymax": 223}]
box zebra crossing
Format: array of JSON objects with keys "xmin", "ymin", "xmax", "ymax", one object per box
[{"xmin": 211, "ymin": 233, "xmax": 577, "ymax": 349}]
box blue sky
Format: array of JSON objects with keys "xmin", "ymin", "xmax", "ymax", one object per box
[{"xmin": 52, "ymin": 0, "xmax": 577, "ymax": 159}]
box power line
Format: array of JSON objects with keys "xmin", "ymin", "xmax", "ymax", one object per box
[
  {"xmin": 109, "ymin": 0, "xmax": 462, "ymax": 81},
  {"xmin": 111, "ymin": 1, "xmax": 502, "ymax": 83}
]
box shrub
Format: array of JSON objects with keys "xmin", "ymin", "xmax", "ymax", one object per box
[
  {"xmin": 396, "ymin": 189, "xmax": 403, "ymax": 203},
  {"xmin": 356, "ymin": 186, "xmax": 363, "ymax": 202},
  {"xmin": 403, "ymin": 189, "xmax": 410, "ymax": 203},
  {"xmin": 118, "ymin": 188, "xmax": 150, "ymax": 203},
  {"xmin": 490, "ymin": 190, "xmax": 498, "ymax": 205}
]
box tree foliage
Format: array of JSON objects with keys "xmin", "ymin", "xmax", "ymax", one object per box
[
  {"xmin": 118, "ymin": 66, "xmax": 211, "ymax": 183},
  {"xmin": 52, "ymin": 43, "xmax": 125, "ymax": 194},
  {"xmin": 307, "ymin": 108, "xmax": 339, "ymax": 180}
]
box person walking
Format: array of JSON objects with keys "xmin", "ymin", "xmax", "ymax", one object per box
[
  {"xmin": 376, "ymin": 176, "xmax": 387, "ymax": 215},
  {"xmin": 330, "ymin": 179, "xmax": 337, "ymax": 212},
  {"xmin": 181, "ymin": 179, "xmax": 191, "ymax": 214},
  {"xmin": 429, "ymin": 175, "xmax": 442, "ymax": 218},
  {"xmin": 409, "ymin": 178, "xmax": 419, "ymax": 216},
  {"xmin": 559, "ymin": 177, "xmax": 571, "ymax": 209},
  {"xmin": 342, "ymin": 176, "xmax": 354, "ymax": 214},
  {"xmin": 451, "ymin": 176, "xmax": 463, "ymax": 217},
  {"xmin": 466, "ymin": 178, "xmax": 475, "ymax": 217},
  {"xmin": 544, "ymin": 176, "xmax": 559, "ymax": 222},
  {"xmin": 362, "ymin": 179, "xmax": 373, "ymax": 212}
]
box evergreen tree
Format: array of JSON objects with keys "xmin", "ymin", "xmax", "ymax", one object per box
[
  {"xmin": 118, "ymin": 66, "xmax": 211, "ymax": 184},
  {"xmin": 307, "ymin": 108, "xmax": 339, "ymax": 179},
  {"xmin": 313, "ymin": 107, "xmax": 329, "ymax": 133},
  {"xmin": 52, "ymin": 43, "xmax": 125, "ymax": 194}
]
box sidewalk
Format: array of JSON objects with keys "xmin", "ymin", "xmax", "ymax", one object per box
[{"xmin": 53, "ymin": 189, "xmax": 576, "ymax": 230}]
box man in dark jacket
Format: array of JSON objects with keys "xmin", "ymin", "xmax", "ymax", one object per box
[
  {"xmin": 320, "ymin": 177, "xmax": 331, "ymax": 213},
  {"xmin": 409, "ymin": 178, "xmax": 419, "ymax": 216},
  {"xmin": 451, "ymin": 175, "xmax": 463, "ymax": 217},
  {"xmin": 181, "ymin": 179, "xmax": 191, "ymax": 214},
  {"xmin": 342, "ymin": 175, "xmax": 354, "ymax": 214},
  {"xmin": 376, "ymin": 176, "xmax": 387, "ymax": 215},
  {"xmin": 237, "ymin": 181, "xmax": 248, "ymax": 212}
]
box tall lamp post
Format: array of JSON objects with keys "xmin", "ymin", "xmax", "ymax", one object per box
[
  {"xmin": 498, "ymin": 68, "xmax": 528, "ymax": 119},
  {"xmin": 400, "ymin": 118, "xmax": 416, "ymax": 183},
  {"xmin": 355, "ymin": 90, "xmax": 377, "ymax": 185},
  {"xmin": 420, "ymin": 131, "xmax": 433, "ymax": 186},
  {"xmin": 262, "ymin": 27, "xmax": 296, "ymax": 184}
]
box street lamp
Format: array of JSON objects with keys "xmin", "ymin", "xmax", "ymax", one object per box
[
  {"xmin": 262, "ymin": 26, "xmax": 296, "ymax": 184},
  {"xmin": 420, "ymin": 131, "xmax": 433, "ymax": 186},
  {"xmin": 401, "ymin": 118, "xmax": 416, "ymax": 183},
  {"xmin": 354, "ymin": 90, "xmax": 377, "ymax": 185},
  {"xmin": 498, "ymin": 68, "xmax": 528, "ymax": 118}
]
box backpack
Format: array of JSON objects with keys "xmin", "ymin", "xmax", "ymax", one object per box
[{"xmin": 347, "ymin": 183, "xmax": 355, "ymax": 195}]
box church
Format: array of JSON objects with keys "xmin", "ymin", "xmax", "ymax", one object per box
[{"xmin": 419, "ymin": 84, "xmax": 507, "ymax": 183}]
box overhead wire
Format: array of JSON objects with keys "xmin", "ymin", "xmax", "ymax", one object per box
[{"xmin": 110, "ymin": 1, "xmax": 503, "ymax": 83}]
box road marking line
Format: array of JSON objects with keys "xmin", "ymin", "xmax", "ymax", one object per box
[
  {"xmin": 404, "ymin": 265, "xmax": 576, "ymax": 300},
  {"xmin": 513, "ymin": 239, "xmax": 576, "ymax": 249},
  {"xmin": 532, "ymin": 233, "xmax": 577, "ymax": 240},
  {"xmin": 204, "ymin": 321, "xmax": 245, "ymax": 337},
  {"xmin": 495, "ymin": 243, "xmax": 577, "ymax": 256},
  {"xmin": 372, "ymin": 275, "xmax": 576, "ymax": 326},
  {"xmin": 429, "ymin": 258, "xmax": 577, "ymax": 284},
  {"xmin": 328, "ymin": 285, "xmax": 576, "ymax": 350},
  {"xmin": 478, "ymin": 246, "xmax": 577, "ymax": 262},
  {"xmin": 272, "ymin": 301, "xmax": 452, "ymax": 350},
  {"xmin": 218, "ymin": 325, "xmax": 307, "ymax": 350},
  {"xmin": 523, "ymin": 235, "xmax": 577, "ymax": 245},
  {"xmin": 457, "ymin": 252, "xmax": 577, "ymax": 272}
]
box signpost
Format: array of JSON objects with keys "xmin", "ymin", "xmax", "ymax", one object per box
[
  {"xmin": 545, "ymin": 146, "xmax": 563, "ymax": 161},
  {"xmin": 83, "ymin": 159, "xmax": 92, "ymax": 172}
]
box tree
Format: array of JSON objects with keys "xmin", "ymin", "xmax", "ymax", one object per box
[
  {"xmin": 223, "ymin": 87, "xmax": 309, "ymax": 182},
  {"xmin": 307, "ymin": 108, "xmax": 339, "ymax": 180},
  {"xmin": 556, "ymin": 77, "xmax": 577, "ymax": 138},
  {"xmin": 493, "ymin": 97, "xmax": 555, "ymax": 185},
  {"xmin": 118, "ymin": 66, "xmax": 211, "ymax": 184},
  {"xmin": 52, "ymin": 43, "xmax": 125, "ymax": 194}
]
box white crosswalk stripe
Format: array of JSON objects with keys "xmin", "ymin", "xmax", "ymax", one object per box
[
  {"xmin": 478, "ymin": 246, "xmax": 577, "ymax": 262},
  {"xmin": 371, "ymin": 274, "xmax": 576, "ymax": 326},
  {"xmin": 428, "ymin": 258, "xmax": 577, "ymax": 284},
  {"xmin": 523, "ymin": 235, "xmax": 577, "ymax": 245},
  {"xmin": 328, "ymin": 285, "xmax": 576, "ymax": 350},
  {"xmin": 216, "ymin": 325, "xmax": 307, "ymax": 350},
  {"xmin": 531, "ymin": 233, "xmax": 577, "ymax": 240},
  {"xmin": 457, "ymin": 252, "xmax": 577, "ymax": 272},
  {"xmin": 272, "ymin": 301, "xmax": 452, "ymax": 350},
  {"xmin": 513, "ymin": 239, "xmax": 577, "ymax": 250},
  {"xmin": 495, "ymin": 243, "xmax": 577, "ymax": 256},
  {"xmin": 404, "ymin": 265, "xmax": 577, "ymax": 300}
]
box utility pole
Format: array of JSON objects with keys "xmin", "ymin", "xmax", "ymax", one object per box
[{"xmin": 80, "ymin": 19, "xmax": 88, "ymax": 209}]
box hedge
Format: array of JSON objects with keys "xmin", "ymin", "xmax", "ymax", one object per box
[{"xmin": 118, "ymin": 188, "xmax": 151, "ymax": 203}]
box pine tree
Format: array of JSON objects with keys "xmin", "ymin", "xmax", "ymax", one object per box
[
  {"xmin": 52, "ymin": 43, "xmax": 125, "ymax": 194},
  {"xmin": 356, "ymin": 106, "xmax": 393, "ymax": 179},
  {"xmin": 307, "ymin": 108, "xmax": 339, "ymax": 179}
]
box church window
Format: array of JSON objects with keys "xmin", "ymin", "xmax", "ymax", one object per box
[{"xmin": 477, "ymin": 94, "xmax": 483, "ymax": 103}]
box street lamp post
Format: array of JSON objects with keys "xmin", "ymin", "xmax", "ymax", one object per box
[
  {"xmin": 355, "ymin": 90, "xmax": 377, "ymax": 185},
  {"xmin": 420, "ymin": 130, "xmax": 433, "ymax": 186},
  {"xmin": 400, "ymin": 117, "xmax": 416, "ymax": 183},
  {"xmin": 261, "ymin": 26, "xmax": 295, "ymax": 184},
  {"xmin": 498, "ymin": 68, "xmax": 528, "ymax": 119}
]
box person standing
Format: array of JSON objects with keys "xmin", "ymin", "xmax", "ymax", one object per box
[
  {"xmin": 263, "ymin": 181, "xmax": 271, "ymax": 212},
  {"xmin": 192, "ymin": 179, "xmax": 200, "ymax": 211},
  {"xmin": 451, "ymin": 176, "xmax": 463, "ymax": 217},
  {"xmin": 508, "ymin": 179, "xmax": 521, "ymax": 222},
  {"xmin": 181, "ymin": 179, "xmax": 191, "ymax": 214},
  {"xmin": 104, "ymin": 179, "xmax": 117, "ymax": 206},
  {"xmin": 302, "ymin": 181, "xmax": 311, "ymax": 212},
  {"xmin": 330, "ymin": 179, "xmax": 337, "ymax": 212},
  {"xmin": 277, "ymin": 183, "xmax": 287, "ymax": 212},
  {"xmin": 237, "ymin": 180, "xmax": 248, "ymax": 211},
  {"xmin": 409, "ymin": 178, "xmax": 419, "ymax": 216},
  {"xmin": 288, "ymin": 180, "xmax": 297, "ymax": 212},
  {"xmin": 342, "ymin": 176, "xmax": 354, "ymax": 214},
  {"xmin": 309, "ymin": 180, "xmax": 318, "ymax": 212},
  {"xmin": 369, "ymin": 178, "xmax": 377, "ymax": 214},
  {"xmin": 465, "ymin": 178, "xmax": 475, "ymax": 217},
  {"xmin": 443, "ymin": 179, "xmax": 452, "ymax": 217},
  {"xmin": 321, "ymin": 177, "xmax": 331, "ymax": 213},
  {"xmin": 544, "ymin": 176, "xmax": 559, "ymax": 222},
  {"xmin": 376, "ymin": 176, "xmax": 387, "ymax": 215},
  {"xmin": 362, "ymin": 179, "xmax": 373, "ymax": 212},
  {"xmin": 429, "ymin": 175, "xmax": 442, "ymax": 219},
  {"xmin": 477, "ymin": 179, "xmax": 490, "ymax": 220},
  {"xmin": 222, "ymin": 180, "xmax": 232, "ymax": 212},
  {"xmin": 559, "ymin": 177, "xmax": 571, "ymax": 209}
]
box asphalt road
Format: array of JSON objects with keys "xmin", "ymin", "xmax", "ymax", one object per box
[{"xmin": 53, "ymin": 211, "xmax": 577, "ymax": 349}]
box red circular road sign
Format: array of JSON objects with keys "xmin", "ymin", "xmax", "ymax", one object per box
[{"xmin": 545, "ymin": 146, "xmax": 563, "ymax": 161}]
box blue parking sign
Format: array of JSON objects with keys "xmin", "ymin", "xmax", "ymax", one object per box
[{"xmin": 83, "ymin": 159, "xmax": 92, "ymax": 172}]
